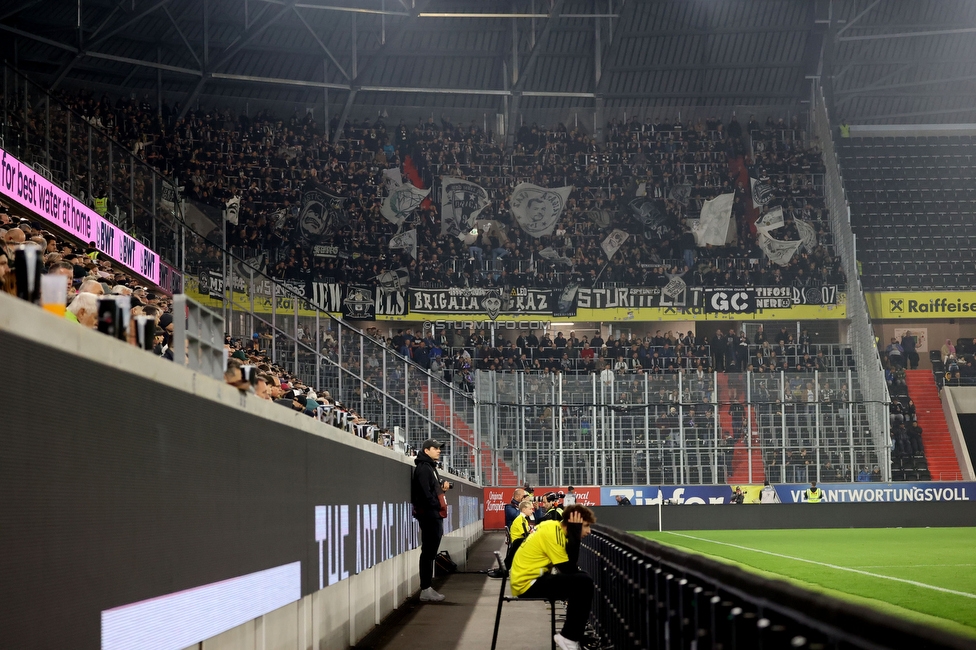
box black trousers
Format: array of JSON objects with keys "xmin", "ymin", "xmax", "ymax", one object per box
[
  {"xmin": 418, "ymin": 516, "xmax": 443, "ymax": 590},
  {"xmin": 521, "ymin": 571, "xmax": 594, "ymax": 642}
]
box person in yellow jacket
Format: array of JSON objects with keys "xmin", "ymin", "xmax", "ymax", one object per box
[
  {"xmin": 501, "ymin": 499, "xmax": 536, "ymax": 573},
  {"xmin": 510, "ymin": 505, "xmax": 596, "ymax": 650},
  {"xmin": 805, "ymin": 480, "xmax": 825, "ymax": 503}
]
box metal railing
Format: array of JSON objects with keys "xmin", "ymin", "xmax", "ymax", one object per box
[
  {"xmin": 812, "ymin": 82, "xmax": 892, "ymax": 480},
  {"xmin": 476, "ymin": 369, "xmax": 882, "ymax": 487},
  {"xmin": 0, "ymin": 62, "xmax": 481, "ymax": 482},
  {"xmin": 580, "ymin": 525, "xmax": 976, "ymax": 650}
]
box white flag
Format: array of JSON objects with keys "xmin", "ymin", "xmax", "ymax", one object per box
[
  {"xmin": 510, "ymin": 183, "xmax": 573, "ymax": 238},
  {"xmin": 601, "ymin": 229, "xmax": 630, "ymax": 260},
  {"xmin": 759, "ymin": 232, "xmax": 801, "ymax": 266},
  {"xmin": 755, "ymin": 206, "xmax": 784, "ymax": 233},
  {"xmin": 224, "ymin": 196, "xmax": 241, "ymax": 226},
  {"xmin": 751, "ymin": 177, "xmax": 774, "ymax": 208},
  {"xmin": 389, "ymin": 229, "xmax": 418, "ymax": 260},
  {"xmin": 696, "ymin": 193, "xmax": 734, "ymax": 246},
  {"xmin": 441, "ymin": 177, "xmax": 490, "ymax": 239},
  {"xmin": 663, "ymin": 276, "xmax": 687, "ymax": 299},
  {"xmin": 374, "ymin": 267, "xmax": 410, "ymax": 291},
  {"xmin": 795, "ymin": 218, "xmax": 818, "ymax": 253},
  {"xmin": 382, "ymin": 168, "xmax": 402, "ymax": 193},
  {"xmin": 381, "ymin": 183, "xmax": 429, "ymax": 226}
]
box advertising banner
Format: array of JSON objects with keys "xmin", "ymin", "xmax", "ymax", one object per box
[
  {"xmin": 601, "ymin": 485, "xmax": 735, "ymax": 505},
  {"xmin": 0, "ymin": 146, "xmax": 161, "ymax": 284},
  {"xmin": 483, "ymin": 486, "xmax": 600, "ymax": 529},
  {"xmin": 774, "ymin": 481, "xmax": 975, "ymax": 503},
  {"xmin": 865, "ymin": 291, "xmax": 976, "ymax": 320}
]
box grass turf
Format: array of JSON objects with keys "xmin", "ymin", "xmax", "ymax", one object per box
[{"xmin": 637, "ymin": 528, "xmax": 976, "ymax": 639}]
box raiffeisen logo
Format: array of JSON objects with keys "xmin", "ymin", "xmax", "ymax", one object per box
[{"xmin": 908, "ymin": 298, "xmax": 976, "ymax": 314}]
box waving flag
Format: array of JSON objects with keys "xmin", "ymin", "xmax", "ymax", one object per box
[
  {"xmin": 440, "ymin": 177, "xmax": 490, "ymax": 239},
  {"xmin": 510, "ymin": 183, "xmax": 573, "ymax": 238}
]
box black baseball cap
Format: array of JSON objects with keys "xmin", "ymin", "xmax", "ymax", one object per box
[{"xmin": 422, "ymin": 438, "xmax": 443, "ymax": 450}]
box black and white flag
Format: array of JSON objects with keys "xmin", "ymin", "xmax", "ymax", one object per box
[
  {"xmin": 539, "ymin": 247, "xmax": 574, "ymax": 267},
  {"xmin": 298, "ymin": 187, "xmax": 347, "ymax": 247},
  {"xmin": 668, "ymin": 184, "xmax": 692, "ymax": 206},
  {"xmin": 759, "ymin": 232, "xmax": 801, "ymax": 266},
  {"xmin": 601, "ymin": 229, "xmax": 630, "ymax": 260},
  {"xmin": 224, "ymin": 196, "xmax": 241, "ymax": 226},
  {"xmin": 751, "ymin": 177, "xmax": 774, "ymax": 208},
  {"xmin": 381, "ymin": 184, "xmax": 429, "ymax": 226},
  {"xmin": 382, "ymin": 168, "xmax": 402, "ymax": 193},
  {"xmin": 755, "ymin": 206, "xmax": 784, "ymax": 233},
  {"xmin": 694, "ymin": 193, "xmax": 735, "ymax": 246},
  {"xmin": 628, "ymin": 197, "xmax": 670, "ymax": 240},
  {"xmin": 440, "ymin": 177, "xmax": 490, "ymax": 239},
  {"xmin": 795, "ymin": 218, "xmax": 818, "ymax": 252},
  {"xmin": 389, "ymin": 229, "xmax": 418, "ymax": 260},
  {"xmin": 510, "ymin": 183, "xmax": 573, "ymax": 238},
  {"xmin": 663, "ymin": 276, "xmax": 687, "ymax": 299},
  {"xmin": 374, "ymin": 267, "xmax": 410, "ymax": 291}
]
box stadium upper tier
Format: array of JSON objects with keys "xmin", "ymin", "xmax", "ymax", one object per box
[
  {"xmin": 838, "ymin": 135, "xmax": 976, "ymax": 291},
  {"xmin": 3, "ymin": 84, "xmax": 844, "ymax": 295}
]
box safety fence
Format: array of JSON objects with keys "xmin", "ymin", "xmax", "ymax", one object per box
[{"xmin": 580, "ymin": 524, "xmax": 975, "ymax": 650}]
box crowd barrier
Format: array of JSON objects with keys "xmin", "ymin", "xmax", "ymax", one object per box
[
  {"xmin": 0, "ymin": 293, "xmax": 483, "ymax": 650},
  {"xmin": 580, "ymin": 525, "xmax": 976, "ymax": 650}
]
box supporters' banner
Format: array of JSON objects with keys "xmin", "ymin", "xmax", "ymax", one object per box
[
  {"xmin": 754, "ymin": 286, "xmax": 839, "ymax": 309},
  {"xmin": 298, "ymin": 187, "xmax": 346, "ymax": 246},
  {"xmin": 409, "ymin": 287, "xmax": 552, "ymax": 317},
  {"xmin": 668, "ymin": 183, "xmax": 692, "ymax": 206},
  {"xmin": 313, "ymin": 245, "xmax": 339, "ymax": 258},
  {"xmin": 375, "ymin": 267, "xmax": 410, "ymax": 291},
  {"xmin": 663, "ymin": 276, "xmax": 687, "ymax": 299},
  {"xmin": 510, "ymin": 183, "xmax": 573, "ymax": 238},
  {"xmin": 795, "ymin": 217, "xmax": 818, "ymax": 252},
  {"xmin": 774, "ymin": 482, "xmax": 976, "ymax": 503},
  {"xmin": 553, "ymin": 283, "xmax": 580, "ymax": 318},
  {"xmin": 758, "ymin": 231, "xmax": 801, "ymax": 266},
  {"xmin": 441, "ymin": 177, "xmax": 489, "ymax": 239},
  {"xmin": 311, "ymin": 281, "xmax": 342, "ymax": 312},
  {"xmin": 755, "ymin": 205, "xmax": 784, "ymax": 232},
  {"xmin": 751, "ymin": 176, "xmax": 774, "ymax": 208},
  {"xmin": 576, "ymin": 286, "xmax": 693, "ymax": 309},
  {"xmin": 206, "ymin": 270, "xmax": 223, "ymax": 299},
  {"xmin": 586, "ymin": 209, "xmax": 612, "ymax": 228},
  {"xmin": 224, "ymin": 196, "xmax": 241, "ymax": 226},
  {"xmin": 702, "ymin": 288, "xmax": 756, "ymax": 314},
  {"xmin": 695, "ymin": 193, "xmax": 734, "ymax": 246},
  {"xmin": 475, "ymin": 219, "xmax": 510, "ymax": 245},
  {"xmin": 342, "ymin": 284, "xmax": 376, "ymax": 319},
  {"xmin": 388, "ymin": 229, "xmax": 418, "ymax": 259},
  {"xmin": 381, "ymin": 184, "xmax": 429, "ymax": 226},
  {"xmin": 160, "ymin": 181, "xmax": 182, "ymax": 215},
  {"xmin": 375, "ymin": 289, "xmax": 408, "ymax": 317},
  {"xmin": 539, "ymin": 247, "xmax": 574, "ymax": 267},
  {"xmin": 601, "ymin": 229, "xmax": 630, "ymax": 260},
  {"xmin": 382, "ymin": 167, "xmax": 402, "ymax": 193},
  {"xmin": 628, "ymin": 197, "xmax": 670, "ymax": 240}
]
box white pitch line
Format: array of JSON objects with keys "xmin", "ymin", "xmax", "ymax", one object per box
[
  {"xmin": 852, "ymin": 564, "xmax": 976, "ymax": 569},
  {"xmin": 665, "ymin": 532, "xmax": 976, "ymax": 600}
]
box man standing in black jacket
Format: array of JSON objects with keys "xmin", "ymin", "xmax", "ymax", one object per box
[{"xmin": 412, "ymin": 438, "xmax": 449, "ymax": 602}]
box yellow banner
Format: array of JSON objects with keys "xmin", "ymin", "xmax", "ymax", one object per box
[
  {"xmin": 184, "ymin": 279, "xmax": 334, "ymax": 318},
  {"xmin": 376, "ymin": 302, "xmax": 846, "ymax": 323},
  {"xmin": 866, "ymin": 291, "xmax": 976, "ymax": 320}
]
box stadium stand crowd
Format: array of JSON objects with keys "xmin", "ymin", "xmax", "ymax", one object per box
[{"xmin": 7, "ymin": 89, "xmax": 843, "ymax": 294}]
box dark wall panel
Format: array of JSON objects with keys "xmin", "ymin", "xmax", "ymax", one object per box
[{"xmin": 0, "ymin": 331, "xmax": 480, "ymax": 649}]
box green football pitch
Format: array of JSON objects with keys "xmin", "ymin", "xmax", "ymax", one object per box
[{"xmin": 638, "ymin": 528, "xmax": 976, "ymax": 639}]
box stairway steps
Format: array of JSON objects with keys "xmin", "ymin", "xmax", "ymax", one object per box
[{"xmin": 904, "ymin": 370, "xmax": 961, "ymax": 481}]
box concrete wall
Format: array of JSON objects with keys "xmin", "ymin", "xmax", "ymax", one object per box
[{"xmin": 198, "ymin": 519, "xmax": 483, "ymax": 650}]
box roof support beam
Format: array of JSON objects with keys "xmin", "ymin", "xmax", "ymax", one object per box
[
  {"xmin": 87, "ymin": 0, "xmax": 173, "ymax": 50},
  {"xmin": 835, "ymin": 0, "xmax": 880, "ymax": 38},
  {"xmin": 0, "ymin": 0, "xmax": 46, "ymax": 22},
  {"xmin": 292, "ymin": 6, "xmax": 349, "ymax": 79},
  {"xmin": 839, "ymin": 26, "xmax": 976, "ymax": 42},
  {"xmin": 511, "ymin": 0, "xmax": 565, "ymax": 93},
  {"xmin": 0, "ymin": 24, "xmax": 78, "ymax": 52},
  {"xmin": 162, "ymin": 5, "xmax": 202, "ymax": 69}
]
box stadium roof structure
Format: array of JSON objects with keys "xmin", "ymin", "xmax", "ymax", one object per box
[{"xmin": 2, "ymin": 0, "xmax": 976, "ymax": 130}]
